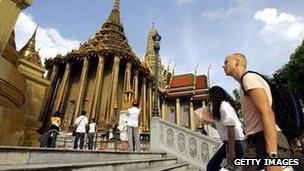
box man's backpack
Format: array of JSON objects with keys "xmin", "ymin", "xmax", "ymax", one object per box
[{"xmin": 241, "ymin": 71, "xmax": 304, "ymax": 142}]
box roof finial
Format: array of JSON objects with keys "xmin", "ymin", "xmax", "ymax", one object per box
[
  {"xmin": 172, "ymin": 62, "xmax": 176, "ymax": 75},
  {"xmin": 166, "ymin": 59, "xmax": 171, "ymax": 70},
  {"xmin": 152, "ymin": 22, "xmax": 155, "ymax": 29},
  {"xmin": 108, "ymin": 0, "xmax": 121, "ymax": 24},
  {"xmin": 193, "ymin": 61, "xmax": 198, "ymax": 76}
]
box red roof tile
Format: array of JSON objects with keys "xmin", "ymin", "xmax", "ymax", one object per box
[{"xmin": 171, "ymin": 74, "xmax": 194, "ymax": 88}]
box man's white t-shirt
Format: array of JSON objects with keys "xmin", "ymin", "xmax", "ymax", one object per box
[
  {"xmin": 127, "ymin": 107, "xmax": 140, "ymax": 127},
  {"xmin": 215, "ymin": 101, "xmax": 245, "ymax": 141},
  {"xmin": 75, "ymin": 115, "xmax": 88, "ymax": 133},
  {"xmin": 241, "ymin": 72, "xmax": 281, "ymax": 138}
]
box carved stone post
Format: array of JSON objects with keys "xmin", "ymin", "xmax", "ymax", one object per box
[
  {"xmin": 122, "ymin": 62, "xmax": 132, "ymax": 110},
  {"xmin": 52, "ymin": 62, "xmax": 71, "ymax": 114},
  {"xmin": 176, "ymin": 98, "xmax": 181, "ymax": 125},
  {"xmin": 90, "ymin": 55, "xmax": 105, "ymax": 120},
  {"xmin": 147, "ymin": 82, "xmax": 152, "ymax": 129},
  {"xmin": 109, "ymin": 56, "xmax": 120, "ymax": 124},
  {"xmin": 73, "ymin": 57, "xmax": 89, "ymax": 123},
  {"xmin": 140, "ymin": 78, "xmax": 147, "ymax": 132},
  {"xmin": 132, "ymin": 70, "xmax": 139, "ymax": 100},
  {"xmin": 190, "ymin": 101, "xmax": 195, "ymax": 130},
  {"xmin": 161, "ymin": 101, "xmax": 166, "ymax": 120}
]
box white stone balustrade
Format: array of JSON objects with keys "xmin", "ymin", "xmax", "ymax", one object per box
[{"xmin": 150, "ymin": 117, "xmax": 221, "ymax": 170}]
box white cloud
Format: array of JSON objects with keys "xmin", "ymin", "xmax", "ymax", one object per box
[
  {"xmin": 14, "ymin": 12, "xmax": 80, "ymax": 64},
  {"xmin": 254, "ymin": 8, "xmax": 304, "ymax": 44},
  {"xmin": 176, "ymin": 0, "xmax": 196, "ymax": 5}
]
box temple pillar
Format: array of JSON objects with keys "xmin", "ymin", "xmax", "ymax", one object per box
[
  {"xmin": 161, "ymin": 101, "xmax": 166, "ymax": 120},
  {"xmin": 52, "ymin": 63, "xmax": 72, "ymax": 114},
  {"xmin": 122, "ymin": 62, "xmax": 132, "ymax": 110},
  {"xmin": 140, "ymin": 78, "xmax": 147, "ymax": 132},
  {"xmin": 38, "ymin": 65, "xmax": 59, "ymax": 122},
  {"xmin": 176, "ymin": 98, "xmax": 181, "ymax": 125},
  {"xmin": 147, "ymin": 82, "xmax": 152, "ymax": 129},
  {"xmin": 73, "ymin": 57, "xmax": 89, "ymax": 122},
  {"xmin": 190, "ymin": 101, "xmax": 195, "ymax": 130},
  {"xmin": 90, "ymin": 55, "xmax": 105, "ymax": 120},
  {"xmin": 109, "ymin": 56, "xmax": 120, "ymax": 124},
  {"xmin": 132, "ymin": 70, "xmax": 139, "ymax": 100}
]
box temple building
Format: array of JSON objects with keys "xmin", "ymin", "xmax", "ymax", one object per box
[
  {"xmin": 0, "ymin": 0, "xmax": 210, "ymax": 147},
  {"xmin": 39, "ymin": 0, "xmax": 209, "ymax": 138}
]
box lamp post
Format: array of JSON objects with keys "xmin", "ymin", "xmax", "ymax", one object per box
[{"xmin": 152, "ymin": 31, "xmax": 161, "ymax": 117}]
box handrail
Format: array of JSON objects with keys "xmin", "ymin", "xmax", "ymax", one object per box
[{"xmin": 150, "ymin": 117, "xmax": 221, "ymax": 170}]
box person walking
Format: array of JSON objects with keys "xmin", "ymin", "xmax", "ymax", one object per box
[
  {"xmin": 46, "ymin": 111, "xmax": 61, "ymax": 148},
  {"xmin": 197, "ymin": 86, "xmax": 245, "ymax": 171},
  {"xmin": 73, "ymin": 111, "xmax": 88, "ymax": 149},
  {"xmin": 126, "ymin": 99, "xmax": 141, "ymax": 152},
  {"xmin": 223, "ymin": 53, "xmax": 288, "ymax": 171},
  {"xmin": 87, "ymin": 118, "xmax": 97, "ymax": 150}
]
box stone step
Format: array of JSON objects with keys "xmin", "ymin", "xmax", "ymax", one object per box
[
  {"xmin": 0, "ymin": 146, "xmax": 166, "ymax": 165},
  {"xmin": 0, "ymin": 157, "xmax": 178, "ymax": 171},
  {"xmin": 137, "ymin": 163, "xmax": 189, "ymax": 171}
]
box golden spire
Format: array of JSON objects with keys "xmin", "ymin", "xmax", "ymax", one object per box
[
  {"xmin": 108, "ymin": 0, "xmax": 120, "ymax": 24},
  {"xmin": 144, "ymin": 24, "xmax": 157, "ymax": 60},
  {"xmin": 19, "ymin": 25, "xmax": 42, "ymax": 66},
  {"xmin": 19, "ymin": 25, "xmax": 38, "ymax": 57}
]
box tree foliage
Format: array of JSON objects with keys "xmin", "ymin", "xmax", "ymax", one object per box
[
  {"xmin": 232, "ymin": 88, "xmax": 242, "ymax": 117},
  {"xmin": 272, "ymin": 39, "xmax": 304, "ymax": 102}
]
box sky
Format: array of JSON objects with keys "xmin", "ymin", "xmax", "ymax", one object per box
[{"xmin": 14, "ymin": 0, "xmax": 304, "ymax": 95}]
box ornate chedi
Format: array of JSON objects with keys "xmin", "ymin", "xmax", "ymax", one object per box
[
  {"xmin": 0, "ymin": 0, "xmax": 32, "ymax": 146},
  {"xmin": 18, "ymin": 26, "xmax": 50, "ymax": 147},
  {"xmin": 41, "ymin": 0, "xmax": 154, "ymax": 135}
]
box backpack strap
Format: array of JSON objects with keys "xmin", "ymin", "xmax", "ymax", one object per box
[{"xmin": 240, "ymin": 71, "xmax": 266, "ymax": 96}]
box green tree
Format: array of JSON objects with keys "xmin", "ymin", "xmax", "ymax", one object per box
[
  {"xmin": 272, "ymin": 39, "xmax": 304, "ymax": 102},
  {"xmin": 232, "ymin": 88, "xmax": 241, "ymax": 117}
]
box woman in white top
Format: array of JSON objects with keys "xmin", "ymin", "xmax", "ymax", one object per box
[
  {"xmin": 88, "ymin": 118, "xmax": 97, "ymax": 150},
  {"xmin": 201, "ymin": 86, "xmax": 245, "ymax": 171}
]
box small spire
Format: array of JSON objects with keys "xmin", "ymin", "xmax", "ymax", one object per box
[
  {"xmin": 152, "ymin": 22, "xmax": 155, "ymax": 29},
  {"xmin": 19, "ymin": 25, "xmax": 38, "ymax": 57},
  {"xmin": 207, "ymin": 64, "xmax": 211, "ymax": 88},
  {"xmin": 166, "ymin": 59, "xmax": 171, "ymax": 70},
  {"xmin": 108, "ymin": 0, "xmax": 121, "ymax": 24},
  {"xmin": 193, "ymin": 61, "xmax": 198, "ymax": 75},
  {"xmin": 172, "ymin": 62, "xmax": 176, "ymax": 75}
]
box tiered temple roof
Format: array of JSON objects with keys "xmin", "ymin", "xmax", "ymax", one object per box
[
  {"xmin": 45, "ymin": 0, "xmax": 153, "ymax": 80},
  {"xmin": 167, "ymin": 73, "xmax": 208, "ymax": 100}
]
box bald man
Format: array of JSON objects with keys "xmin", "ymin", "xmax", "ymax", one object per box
[{"xmin": 223, "ymin": 53, "xmax": 282, "ymax": 171}]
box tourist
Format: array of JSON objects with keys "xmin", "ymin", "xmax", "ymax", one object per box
[
  {"xmin": 73, "ymin": 111, "xmax": 88, "ymax": 149},
  {"xmin": 46, "ymin": 111, "xmax": 61, "ymax": 148},
  {"xmin": 88, "ymin": 118, "xmax": 97, "ymax": 150},
  {"xmin": 197, "ymin": 86, "xmax": 244, "ymax": 170},
  {"xmin": 126, "ymin": 99, "xmax": 141, "ymax": 152},
  {"xmin": 223, "ymin": 53, "xmax": 287, "ymax": 171}
]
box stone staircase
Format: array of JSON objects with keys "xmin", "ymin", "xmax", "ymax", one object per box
[{"xmin": 0, "ymin": 146, "xmax": 201, "ymax": 171}]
